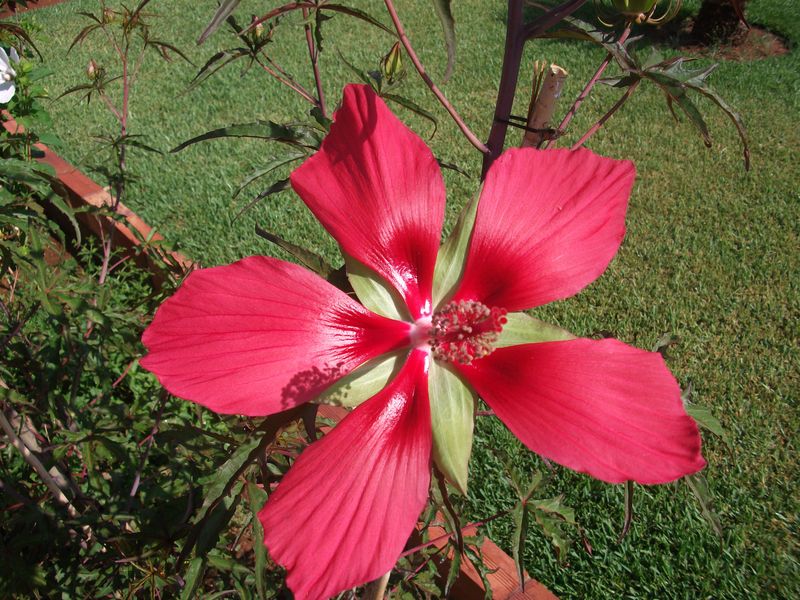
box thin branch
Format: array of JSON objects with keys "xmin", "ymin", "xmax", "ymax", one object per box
[
  {"xmin": 523, "ymin": 0, "xmax": 588, "ymax": 40},
  {"xmin": 547, "ymin": 22, "xmax": 631, "ymax": 148},
  {"xmin": 302, "ymin": 7, "xmax": 327, "ymax": 117},
  {"xmin": 0, "ymin": 407, "xmax": 80, "ymax": 519},
  {"xmin": 571, "ymin": 79, "xmax": 640, "ymax": 148},
  {"xmin": 126, "ymin": 391, "xmax": 167, "ymax": 510},
  {"xmin": 255, "ymin": 55, "xmax": 317, "ymax": 105},
  {"xmin": 382, "ymin": 0, "xmax": 489, "ymax": 155},
  {"xmin": 400, "ymin": 508, "xmax": 510, "ymax": 558}
]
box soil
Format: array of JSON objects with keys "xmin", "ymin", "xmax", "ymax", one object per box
[{"xmin": 652, "ymin": 18, "xmax": 791, "ymax": 62}]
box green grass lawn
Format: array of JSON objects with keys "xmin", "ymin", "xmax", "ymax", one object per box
[{"xmin": 9, "ymin": 0, "xmax": 798, "ymax": 597}]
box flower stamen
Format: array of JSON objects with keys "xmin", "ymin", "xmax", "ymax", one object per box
[{"xmin": 429, "ymin": 300, "xmax": 507, "ymax": 365}]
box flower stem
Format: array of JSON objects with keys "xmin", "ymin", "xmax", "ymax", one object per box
[
  {"xmin": 546, "ymin": 22, "xmax": 632, "ymax": 149},
  {"xmin": 302, "ymin": 7, "xmax": 327, "ymax": 117},
  {"xmin": 571, "ymin": 79, "xmax": 640, "ymax": 149},
  {"xmin": 382, "ymin": 0, "xmax": 489, "ymax": 155}
]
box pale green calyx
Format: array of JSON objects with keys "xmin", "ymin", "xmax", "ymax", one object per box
[{"xmin": 428, "ymin": 360, "xmax": 475, "ymax": 494}]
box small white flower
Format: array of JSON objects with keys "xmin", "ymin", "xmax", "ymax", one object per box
[{"xmin": 0, "ymin": 47, "xmax": 20, "ymax": 104}]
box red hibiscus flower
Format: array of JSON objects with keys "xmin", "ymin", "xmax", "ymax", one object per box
[{"xmin": 141, "ymin": 84, "xmax": 704, "ymax": 599}]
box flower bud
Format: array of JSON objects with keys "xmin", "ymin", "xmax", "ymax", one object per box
[
  {"xmin": 87, "ymin": 60, "xmax": 99, "ymax": 80},
  {"xmin": 380, "ymin": 42, "xmax": 405, "ymax": 85},
  {"xmin": 612, "ymin": 0, "xmax": 657, "ymax": 17}
]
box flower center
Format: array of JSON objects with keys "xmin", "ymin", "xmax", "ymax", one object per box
[{"xmin": 428, "ymin": 300, "xmax": 507, "ymax": 365}]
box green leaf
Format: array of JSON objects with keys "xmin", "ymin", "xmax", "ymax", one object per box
[
  {"xmin": 532, "ymin": 496, "xmax": 576, "ymax": 561},
  {"xmin": 431, "ymin": 0, "xmax": 456, "ymax": 82},
  {"xmin": 495, "ymin": 312, "xmax": 574, "ymax": 347},
  {"xmin": 171, "ymin": 121, "xmax": 321, "ymax": 153},
  {"xmin": 247, "ymin": 482, "xmax": 269, "ymax": 600},
  {"xmin": 686, "ymin": 404, "xmax": 728, "ymax": 444},
  {"xmin": 382, "ymin": 93, "xmax": 438, "ymax": 138},
  {"xmin": 234, "ymin": 177, "xmax": 291, "ymax": 221},
  {"xmin": 320, "ymin": 4, "xmax": 394, "ymax": 36},
  {"xmin": 194, "ymin": 436, "xmax": 261, "ymax": 523},
  {"xmin": 234, "ymin": 152, "xmax": 305, "ymax": 199},
  {"xmin": 345, "ymin": 254, "xmax": 409, "ymax": 320},
  {"xmin": 198, "ymin": 0, "xmax": 241, "ymax": 44},
  {"xmin": 180, "ymin": 557, "xmax": 207, "ymax": 600},
  {"xmin": 254, "ymin": 225, "xmax": 333, "ymax": 278},
  {"xmin": 429, "ymin": 361, "xmax": 476, "ymax": 494},
  {"xmin": 432, "ymin": 192, "xmax": 479, "ymax": 308},
  {"xmin": 511, "ymin": 502, "xmax": 529, "ymax": 590},
  {"xmin": 685, "ymin": 473, "xmax": 723, "ymax": 539},
  {"xmin": 187, "ymin": 49, "xmax": 245, "ymax": 91},
  {"xmin": 314, "ymin": 350, "xmax": 405, "ymax": 408},
  {"xmin": 443, "ymin": 541, "xmax": 462, "ymax": 597}
]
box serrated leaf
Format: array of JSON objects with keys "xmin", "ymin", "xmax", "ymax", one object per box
[
  {"xmin": 683, "ymin": 73, "xmax": 750, "ymax": 170},
  {"xmin": 443, "ymin": 541, "xmax": 462, "ymax": 597},
  {"xmin": 194, "ymin": 436, "xmax": 261, "ymax": 524},
  {"xmin": 198, "ymin": 0, "xmax": 241, "ymax": 44},
  {"xmin": 180, "ymin": 557, "xmax": 207, "ymax": 600},
  {"xmin": 512, "ymin": 502, "xmax": 529, "ymax": 589},
  {"xmin": 432, "ymin": 192, "xmax": 479, "ymax": 308},
  {"xmin": 382, "ymin": 93, "xmax": 438, "ymax": 138},
  {"xmin": 496, "ymin": 313, "xmax": 575, "ymax": 347},
  {"xmin": 233, "ymin": 152, "xmax": 305, "ymax": 199},
  {"xmin": 321, "ymin": 4, "xmax": 394, "ymax": 36},
  {"xmin": 686, "ymin": 404, "xmax": 729, "ymax": 445},
  {"xmin": 235, "ymin": 177, "xmax": 291, "ymax": 221},
  {"xmin": 344, "ymin": 254, "xmax": 409, "ymax": 320},
  {"xmin": 247, "ymin": 482, "xmax": 269, "ymax": 600},
  {"xmin": 255, "ymin": 224, "xmax": 333, "ymax": 278},
  {"xmin": 187, "ymin": 49, "xmax": 245, "ymax": 91},
  {"xmin": 685, "ymin": 472, "xmax": 723, "ymax": 539},
  {"xmin": 532, "ymin": 495, "xmax": 576, "ymax": 561},
  {"xmin": 429, "ymin": 361, "xmax": 475, "ymax": 494},
  {"xmin": 431, "ymin": 0, "xmax": 456, "ymax": 82},
  {"xmin": 171, "ymin": 121, "xmax": 321, "ymax": 153},
  {"xmin": 315, "ymin": 350, "xmax": 405, "ymax": 408}
]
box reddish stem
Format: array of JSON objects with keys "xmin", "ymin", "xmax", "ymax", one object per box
[
  {"xmin": 302, "ymin": 7, "xmax": 327, "ymax": 117},
  {"xmin": 256, "ymin": 55, "xmax": 317, "ymax": 105},
  {"xmin": 382, "ymin": 0, "xmax": 489, "ymax": 155},
  {"xmin": 571, "ymin": 79, "xmax": 640, "ymax": 149},
  {"xmin": 547, "ymin": 22, "xmax": 631, "ymax": 149},
  {"xmin": 399, "ymin": 509, "xmax": 510, "ymax": 558}
]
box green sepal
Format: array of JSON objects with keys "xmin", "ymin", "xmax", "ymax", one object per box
[
  {"xmin": 344, "ymin": 254, "xmax": 409, "ymax": 321},
  {"xmin": 496, "ymin": 312, "xmax": 575, "ymax": 347},
  {"xmin": 432, "ymin": 191, "xmax": 480, "ymax": 309},
  {"xmin": 314, "ymin": 351, "xmax": 406, "ymax": 408},
  {"xmin": 428, "ymin": 360, "xmax": 476, "ymax": 494}
]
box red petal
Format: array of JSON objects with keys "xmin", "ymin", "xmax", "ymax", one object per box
[
  {"xmin": 453, "ymin": 148, "xmax": 635, "ymax": 311},
  {"xmin": 260, "ymin": 349, "xmax": 431, "ymax": 600},
  {"xmin": 457, "ymin": 339, "xmax": 705, "ymax": 484},
  {"xmin": 141, "ymin": 257, "xmax": 410, "ymax": 416},
  {"xmin": 291, "ymin": 85, "xmax": 445, "ymax": 319}
]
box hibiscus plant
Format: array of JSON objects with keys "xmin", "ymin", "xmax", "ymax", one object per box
[
  {"xmin": 0, "ymin": 0, "xmax": 744, "ymax": 598},
  {"xmin": 133, "ymin": 0, "xmax": 745, "ymax": 597}
]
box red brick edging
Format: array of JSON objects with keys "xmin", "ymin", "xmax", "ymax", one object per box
[
  {"xmin": 0, "ymin": 0, "xmax": 70, "ymax": 19},
  {"xmin": 2, "ymin": 113, "xmax": 556, "ymax": 600}
]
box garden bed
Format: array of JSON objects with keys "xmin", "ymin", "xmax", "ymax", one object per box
[{"xmin": 3, "ymin": 0, "xmax": 799, "ymax": 598}]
